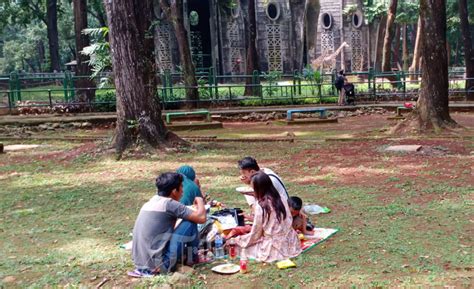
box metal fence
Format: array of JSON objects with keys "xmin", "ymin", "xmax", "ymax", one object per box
[{"xmin": 1, "ymin": 68, "xmax": 471, "ymax": 113}]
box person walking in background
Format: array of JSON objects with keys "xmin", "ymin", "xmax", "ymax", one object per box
[{"xmin": 334, "ymin": 70, "xmax": 347, "ymax": 106}]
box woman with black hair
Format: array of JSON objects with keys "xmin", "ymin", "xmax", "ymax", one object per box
[{"xmin": 232, "ymin": 172, "xmax": 301, "ymax": 262}]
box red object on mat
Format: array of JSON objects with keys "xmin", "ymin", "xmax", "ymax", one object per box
[
  {"xmin": 404, "ymin": 102, "xmax": 414, "ymax": 109},
  {"xmin": 226, "ymin": 225, "xmax": 252, "ymax": 239}
]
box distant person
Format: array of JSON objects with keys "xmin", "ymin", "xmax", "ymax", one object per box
[
  {"xmin": 334, "ymin": 70, "xmax": 347, "ymax": 106},
  {"xmin": 343, "ymin": 80, "xmax": 356, "ymax": 105},
  {"xmin": 130, "ymin": 172, "xmax": 206, "ymax": 277}
]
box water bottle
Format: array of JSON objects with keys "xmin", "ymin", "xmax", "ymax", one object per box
[{"xmin": 214, "ymin": 234, "xmax": 224, "ymax": 259}]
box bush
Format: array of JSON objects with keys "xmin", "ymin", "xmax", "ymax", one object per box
[{"xmin": 94, "ymin": 90, "xmax": 116, "ymax": 112}]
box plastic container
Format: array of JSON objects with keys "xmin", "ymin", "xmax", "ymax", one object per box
[
  {"xmin": 240, "ymin": 259, "xmax": 248, "ymax": 273},
  {"xmin": 228, "ymin": 239, "xmax": 237, "ymax": 260},
  {"xmin": 214, "ymin": 234, "xmax": 225, "ymax": 259}
]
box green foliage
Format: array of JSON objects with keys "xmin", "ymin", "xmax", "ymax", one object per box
[
  {"xmin": 94, "ymin": 89, "xmax": 116, "ymax": 112},
  {"xmin": 0, "ymin": 0, "xmax": 107, "ymax": 73},
  {"xmin": 363, "ymin": 0, "xmax": 388, "ymax": 23},
  {"xmin": 262, "ymin": 71, "xmax": 281, "ymax": 97},
  {"xmin": 1, "ymin": 23, "xmax": 48, "ymax": 73},
  {"xmin": 197, "ymin": 76, "xmax": 210, "ymax": 99},
  {"xmin": 396, "ymin": 1, "xmax": 419, "ymax": 24},
  {"xmin": 189, "ymin": 11, "xmax": 199, "ymax": 26},
  {"xmin": 219, "ymin": 0, "xmax": 238, "ymax": 10},
  {"xmin": 342, "ymin": 4, "xmax": 358, "ymax": 17},
  {"xmin": 303, "ymin": 65, "xmax": 322, "ymax": 96},
  {"xmin": 81, "ymin": 27, "xmax": 111, "ymax": 86}
]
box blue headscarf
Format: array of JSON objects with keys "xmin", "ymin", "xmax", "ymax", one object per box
[
  {"xmin": 176, "ymin": 165, "xmax": 196, "ymax": 181},
  {"xmin": 176, "ymin": 165, "xmax": 201, "ymax": 205}
]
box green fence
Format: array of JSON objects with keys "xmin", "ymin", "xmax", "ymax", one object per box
[{"xmin": 1, "ymin": 68, "xmax": 471, "ymax": 112}]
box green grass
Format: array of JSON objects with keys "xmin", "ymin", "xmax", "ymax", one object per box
[{"xmin": 0, "ymin": 123, "xmax": 473, "ymax": 287}]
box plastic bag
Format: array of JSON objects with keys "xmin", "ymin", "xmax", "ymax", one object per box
[
  {"xmin": 276, "ymin": 259, "xmax": 297, "ymax": 269},
  {"xmin": 303, "ymin": 204, "xmax": 331, "ymax": 215}
]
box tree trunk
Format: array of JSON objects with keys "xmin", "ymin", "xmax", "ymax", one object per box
[
  {"xmin": 104, "ymin": 0, "xmax": 185, "ymax": 155},
  {"xmin": 458, "ymin": 0, "xmax": 474, "ymax": 100},
  {"xmin": 46, "ymin": 0, "xmax": 61, "ymax": 72},
  {"xmin": 402, "ymin": 24, "xmax": 409, "ymax": 71},
  {"xmin": 409, "ymin": 17, "xmax": 423, "ymax": 80},
  {"xmin": 398, "ymin": 0, "xmax": 457, "ymax": 132},
  {"xmin": 289, "ymin": 0, "xmax": 306, "ymax": 71},
  {"xmin": 169, "ymin": 0, "xmax": 199, "ymax": 108},
  {"xmin": 446, "ymin": 42, "xmax": 451, "ymax": 66},
  {"xmin": 393, "ymin": 24, "xmax": 401, "ymax": 68},
  {"xmin": 382, "ymin": 0, "xmax": 398, "ymax": 71},
  {"xmin": 305, "ymin": 0, "xmax": 320, "ymax": 62},
  {"xmin": 74, "ymin": 0, "xmax": 96, "ymax": 103},
  {"xmin": 37, "ymin": 40, "xmax": 46, "ymax": 72},
  {"xmin": 244, "ymin": 0, "xmax": 259, "ymax": 96},
  {"xmin": 454, "ymin": 36, "xmax": 460, "ymax": 66},
  {"xmin": 374, "ymin": 15, "xmax": 387, "ymax": 71}
]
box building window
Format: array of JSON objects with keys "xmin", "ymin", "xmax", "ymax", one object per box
[
  {"xmin": 190, "ymin": 11, "xmax": 199, "ymax": 26},
  {"xmin": 231, "ymin": 2, "xmax": 240, "ymax": 18},
  {"xmin": 321, "ymin": 12, "xmax": 332, "ymax": 29},
  {"xmin": 266, "ymin": 2, "xmax": 280, "ymax": 21},
  {"xmin": 352, "ymin": 11, "xmax": 363, "ymax": 28}
]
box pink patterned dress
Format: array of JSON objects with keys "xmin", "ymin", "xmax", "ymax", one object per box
[{"xmin": 234, "ymin": 201, "xmax": 302, "ymax": 262}]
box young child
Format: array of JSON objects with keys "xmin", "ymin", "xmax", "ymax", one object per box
[{"xmin": 288, "ymin": 196, "xmax": 314, "ymax": 235}]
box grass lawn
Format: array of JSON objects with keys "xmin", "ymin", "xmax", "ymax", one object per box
[{"xmin": 0, "ymin": 113, "xmax": 473, "ymax": 288}]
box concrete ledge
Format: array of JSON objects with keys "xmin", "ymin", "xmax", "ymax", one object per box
[
  {"xmin": 0, "ymin": 115, "xmax": 116, "ymax": 126},
  {"xmin": 387, "ymin": 116, "xmax": 405, "ymax": 120},
  {"xmin": 167, "ymin": 121, "xmax": 223, "ymax": 131},
  {"xmin": 280, "ymin": 118, "xmax": 338, "ymax": 125}
]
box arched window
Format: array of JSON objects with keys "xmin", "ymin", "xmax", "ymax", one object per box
[
  {"xmin": 266, "ymin": 2, "xmax": 280, "ymax": 21},
  {"xmin": 321, "ymin": 12, "xmax": 332, "ymax": 29},
  {"xmin": 231, "ymin": 2, "xmax": 240, "ymax": 18},
  {"xmin": 189, "ymin": 11, "xmax": 199, "ymax": 26},
  {"xmin": 352, "ymin": 11, "xmax": 363, "ymax": 28}
]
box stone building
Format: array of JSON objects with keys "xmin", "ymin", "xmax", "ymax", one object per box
[{"xmin": 155, "ymin": 0, "xmax": 369, "ymax": 75}]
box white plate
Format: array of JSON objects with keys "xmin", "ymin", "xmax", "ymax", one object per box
[
  {"xmin": 211, "ymin": 263, "xmax": 240, "ymax": 274},
  {"xmin": 236, "ymin": 186, "xmax": 254, "ymax": 193}
]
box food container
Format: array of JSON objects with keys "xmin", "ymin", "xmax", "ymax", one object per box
[{"xmin": 240, "ymin": 259, "xmax": 248, "ymax": 273}]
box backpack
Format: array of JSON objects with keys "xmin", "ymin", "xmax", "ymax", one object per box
[{"xmin": 334, "ymin": 75, "xmax": 344, "ymax": 90}]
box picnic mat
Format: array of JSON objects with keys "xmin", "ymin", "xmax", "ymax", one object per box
[{"xmin": 300, "ymin": 228, "xmax": 339, "ymax": 252}]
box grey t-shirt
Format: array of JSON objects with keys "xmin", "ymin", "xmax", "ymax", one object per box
[{"xmin": 132, "ymin": 195, "xmax": 192, "ymax": 271}]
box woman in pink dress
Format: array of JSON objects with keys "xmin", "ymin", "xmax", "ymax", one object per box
[{"xmin": 233, "ymin": 172, "xmax": 301, "ymax": 262}]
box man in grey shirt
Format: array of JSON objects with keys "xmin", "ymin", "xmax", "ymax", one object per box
[{"xmin": 130, "ymin": 172, "xmax": 206, "ymax": 277}]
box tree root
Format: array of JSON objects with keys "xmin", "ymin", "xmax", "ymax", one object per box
[{"xmin": 390, "ymin": 111, "xmax": 463, "ymax": 136}]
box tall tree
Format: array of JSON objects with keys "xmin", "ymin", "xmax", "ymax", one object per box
[
  {"xmin": 104, "ymin": 0, "xmax": 185, "ymax": 155},
  {"xmin": 458, "ymin": 0, "xmax": 474, "ymax": 100},
  {"xmin": 46, "ymin": 0, "xmax": 61, "ymax": 71},
  {"xmin": 409, "ymin": 17, "xmax": 422, "ymax": 80},
  {"xmin": 382, "ymin": 0, "xmax": 398, "ymax": 71},
  {"xmin": 88, "ymin": 0, "xmax": 107, "ymax": 27},
  {"xmin": 305, "ymin": 0, "xmax": 320, "ymax": 61},
  {"xmin": 244, "ymin": 0, "xmax": 259, "ymax": 96},
  {"xmin": 159, "ymin": 0, "xmax": 199, "ymax": 108},
  {"xmin": 396, "ymin": 0, "xmax": 418, "ymax": 71},
  {"xmin": 392, "ymin": 24, "xmax": 401, "ymax": 68},
  {"xmin": 374, "ymin": 15, "xmax": 387, "ymax": 71},
  {"xmin": 395, "ymin": 0, "xmax": 458, "ymax": 133},
  {"xmin": 402, "ymin": 24, "xmax": 409, "ymax": 70},
  {"xmin": 73, "ymin": 0, "xmax": 96, "ymax": 102},
  {"xmin": 15, "ymin": 0, "xmax": 62, "ymax": 72}
]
